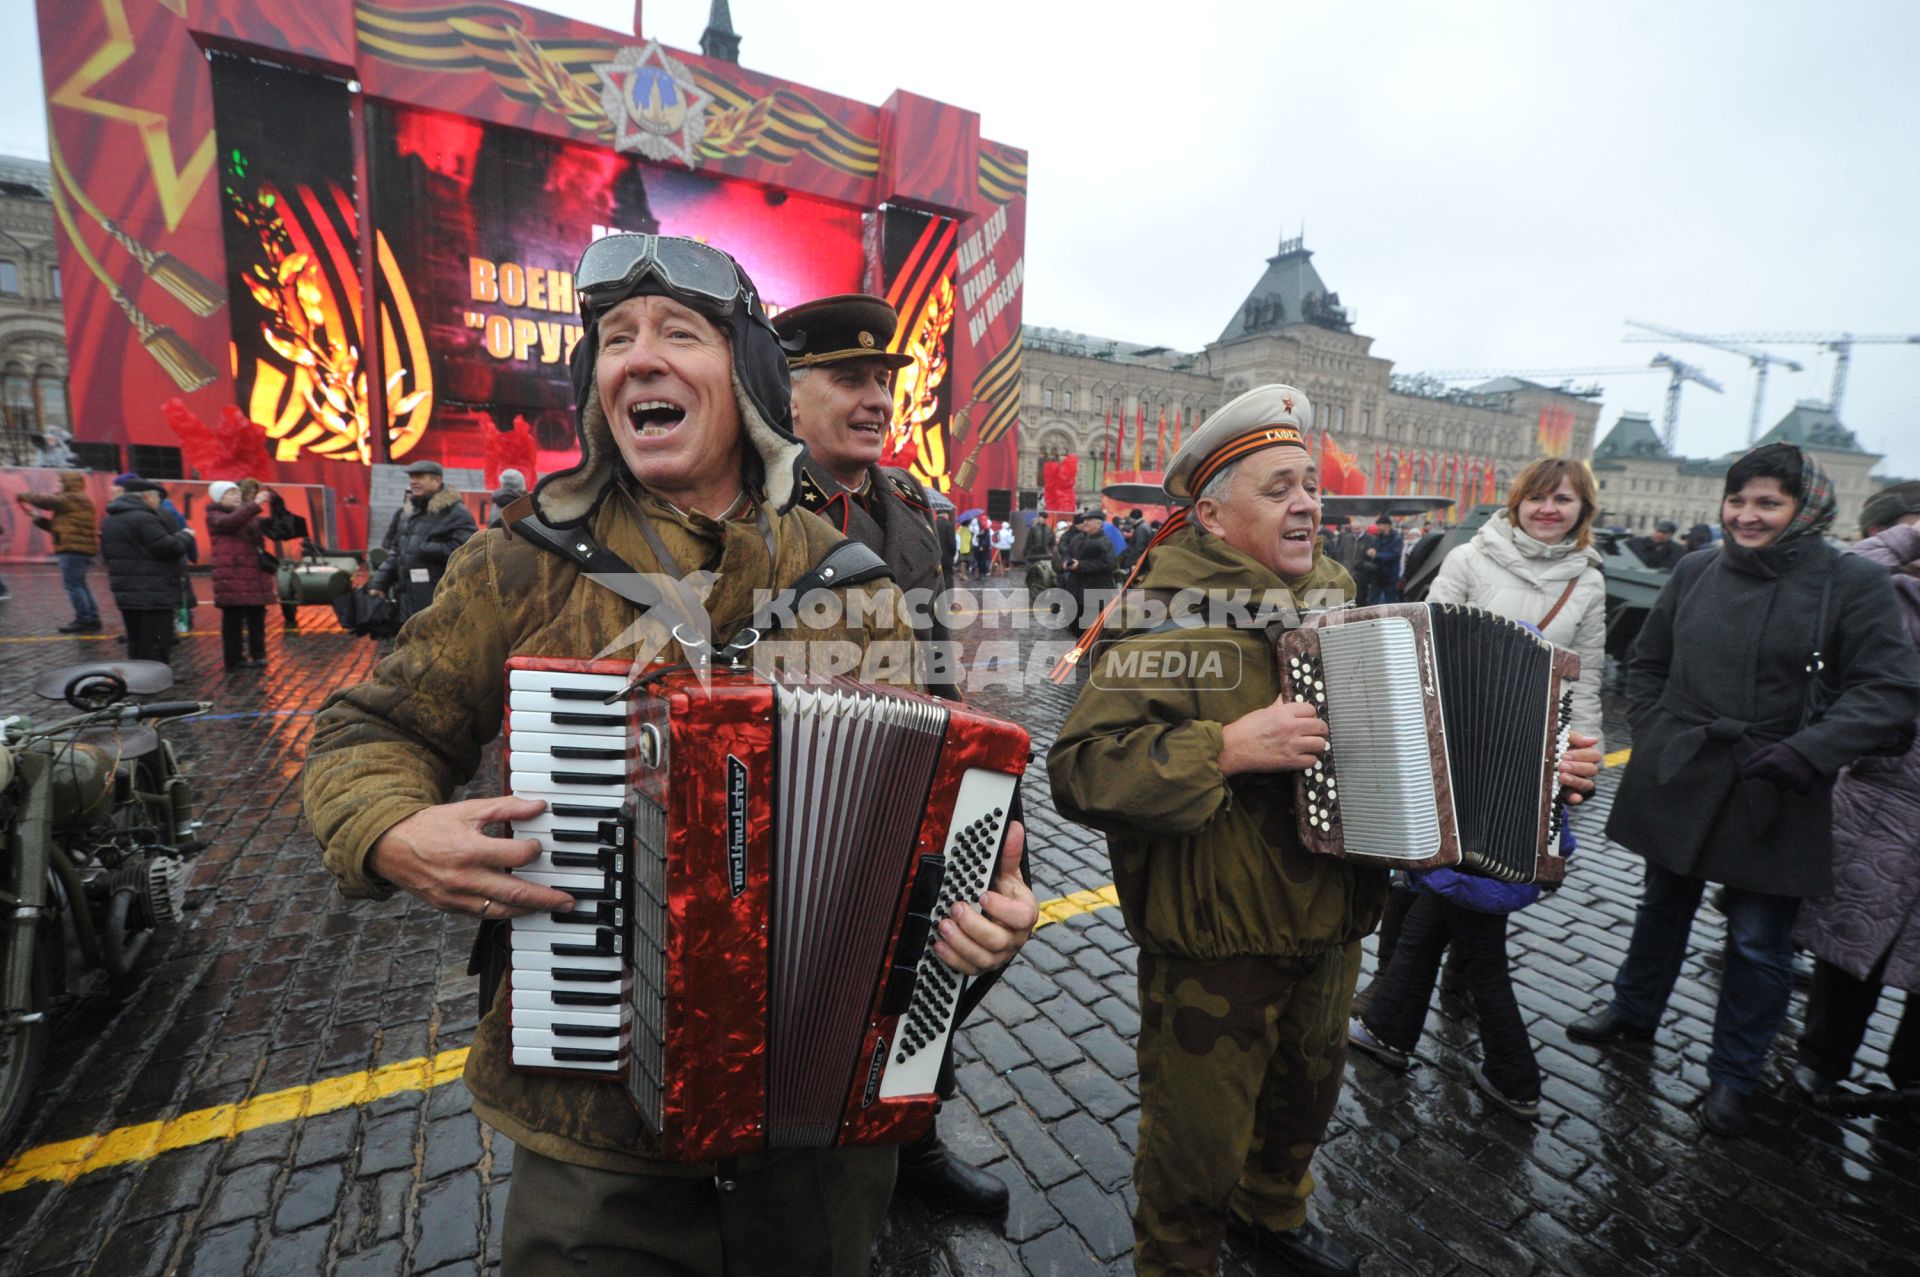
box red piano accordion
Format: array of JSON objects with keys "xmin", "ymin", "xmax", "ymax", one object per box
[
  {"xmin": 1274, "ymin": 602, "xmax": 1578, "ymax": 885},
  {"xmin": 501, "ymin": 656, "xmax": 1030, "ymax": 1162}
]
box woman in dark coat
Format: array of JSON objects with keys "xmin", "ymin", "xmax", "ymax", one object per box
[
  {"xmin": 101, "ymin": 480, "xmax": 196, "ymax": 663},
  {"xmin": 1791, "ymin": 483, "xmax": 1920, "ymax": 1099},
  {"xmin": 1570, "ymin": 444, "xmax": 1920, "ymax": 1137},
  {"xmin": 206, "ymin": 480, "xmax": 277, "ymax": 670}
]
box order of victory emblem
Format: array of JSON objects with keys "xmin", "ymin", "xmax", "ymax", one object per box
[{"xmin": 594, "ymin": 41, "xmax": 712, "ymax": 167}]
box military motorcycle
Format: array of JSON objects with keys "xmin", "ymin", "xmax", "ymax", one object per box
[{"xmin": 0, "ymin": 662, "xmax": 210, "ymax": 1153}]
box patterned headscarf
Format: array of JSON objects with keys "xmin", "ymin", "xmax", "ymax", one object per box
[
  {"xmin": 1779, "ymin": 445, "xmax": 1837, "ymax": 543},
  {"xmin": 1727, "ymin": 443, "xmax": 1835, "ymax": 545}
]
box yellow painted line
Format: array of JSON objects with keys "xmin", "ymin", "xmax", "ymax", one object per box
[
  {"xmin": 1033, "ymin": 883, "xmax": 1120, "ymax": 930},
  {"xmin": 0, "ymin": 749, "xmax": 1634, "ymax": 1193},
  {"xmin": 0, "ymin": 1047, "xmax": 468, "ymax": 1194}
]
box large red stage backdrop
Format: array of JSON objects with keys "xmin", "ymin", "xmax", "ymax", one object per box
[{"xmin": 35, "ymin": 0, "xmax": 1028, "ymax": 545}]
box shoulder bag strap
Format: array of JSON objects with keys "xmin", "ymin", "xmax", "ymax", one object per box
[
  {"xmin": 1798, "ymin": 567, "xmax": 1838, "ymax": 731},
  {"xmin": 1539, "ymin": 578, "xmax": 1580, "ymax": 631}
]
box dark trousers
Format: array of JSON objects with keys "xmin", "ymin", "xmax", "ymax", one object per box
[
  {"xmin": 501, "ymin": 1142, "xmax": 895, "ymax": 1277},
  {"xmin": 220, "ymin": 605, "xmax": 266, "ymax": 667},
  {"xmin": 1362, "ymin": 891, "xmax": 1541, "ymax": 1098},
  {"xmin": 280, "ymin": 602, "xmax": 299, "ymax": 629},
  {"xmin": 1799, "ymin": 955, "xmax": 1920, "ymax": 1088},
  {"xmin": 1374, "ymin": 882, "xmax": 1418, "ymax": 972},
  {"xmin": 1610, "ymin": 860, "xmax": 1801, "ymax": 1093},
  {"xmin": 123, "ymin": 609, "xmax": 175, "ymax": 663},
  {"xmin": 57, "ymin": 552, "xmax": 99, "ymax": 624}
]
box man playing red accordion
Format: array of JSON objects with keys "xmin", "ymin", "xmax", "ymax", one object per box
[{"xmin": 304, "ymin": 235, "xmax": 1036, "ymax": 1275}]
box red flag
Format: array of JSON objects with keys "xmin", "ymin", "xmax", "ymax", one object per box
[
  {"xmin": 483, "ymin": 416, "xmax": 539, "ymax": 488},
  {"xmin": 1103, "ymin": 405, "xmax": 1114, "ymax": 468},
  {"xmin": 1155, "ymin": 405, "xmax": 1167, "ymax": 469},
  {"xmin": 1172, "ymin": 408, "xmax": 1182, "ymax": 452},
  {"xmin": 1318, "ymin": 430, "xmax": 1365, "ymax": 496},
  {"xmin": 1133, "ymin": 401, "xmax": 1144, "ymax": 471}
]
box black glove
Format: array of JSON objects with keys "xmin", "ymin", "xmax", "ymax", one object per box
[{"xmin": 1739, "ymin": 742, "xmax": 1821, "ymax": 794}]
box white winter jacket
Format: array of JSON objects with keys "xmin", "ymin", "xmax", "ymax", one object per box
[{"xmin": 1426, "ymin": 511, "xmax": 1606, "ymax": 749}]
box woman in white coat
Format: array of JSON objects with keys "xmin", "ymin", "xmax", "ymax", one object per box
[
  {"xmin": 1353, "ymin": 458, "xmax": 1607, "ymax": 1019},
  {"xmin": 1426, "ymin": 457, "xmax": 1608, "ymax": 749}
]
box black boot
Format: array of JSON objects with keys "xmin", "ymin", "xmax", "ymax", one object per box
[
  {"xmin": 1226, "ymin": 1216, "xmax": 1360, "ymax": 1277},
  {"xmin": 1792, "ymin": 1064, "xmax": 1839, "ymax": 1104},
  {"xmin": 896, "ymin": 1127, "xmax": 1009, "ymax": 1215},
  {"xmin": 1701, "ymin": 1082, "xmax": 1751, "ymax": 1137},
  {"xmin": 1567, "ymin": 1006, "xmax": 1655, "ymax": 1045}
]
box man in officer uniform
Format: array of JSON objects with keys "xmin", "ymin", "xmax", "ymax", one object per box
[
  {"xmin": 776, "ymin": 295, "xmax": 945, "ymax": 606},
  {"xmin": 774, "ymin": 293, "xmax": 1009, "ymax": 1215}
]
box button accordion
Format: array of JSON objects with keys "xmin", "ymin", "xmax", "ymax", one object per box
[
  {"xmin": 1275, "ymin": 603, "xmax": 1577, "ymax": 884},
  {"xmin": 501, "ymin": 657, "xmax": 1029, "ymax": 1161}
]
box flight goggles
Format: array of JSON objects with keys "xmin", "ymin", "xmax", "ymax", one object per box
[{"xmin": 573, "ymin": 234, "xmax": 754, "ymax": 319}]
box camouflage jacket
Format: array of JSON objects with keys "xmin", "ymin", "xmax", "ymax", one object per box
[
  {"xmin": 1048, "ymin": 526, "xmax": 1386, "ymax": 961},
  {"xmin": 304, "ymin": 483, "xmax": 916, "ymax": 1174}
]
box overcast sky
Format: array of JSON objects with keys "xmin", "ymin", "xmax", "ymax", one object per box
[{"xmin": 7, "ymin": 1, "xmax": 1916, "ymax": 476}]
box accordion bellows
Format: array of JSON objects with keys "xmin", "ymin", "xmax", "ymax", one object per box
[
  {"xmin": 1276, "ymin": 603, "xmax": 1577, "ymax": 884},
  {"xmin": 501, "ymin": 658, "xmax": 1029, "ymax": 1162}
]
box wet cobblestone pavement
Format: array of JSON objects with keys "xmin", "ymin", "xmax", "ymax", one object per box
[{"xmin": 1, "ymin": 561, "xmax": 1916, "ymax": 1275}]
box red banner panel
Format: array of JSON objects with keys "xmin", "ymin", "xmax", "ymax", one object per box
[
  {"xmin": 38, "ymin": 0, "xmax": 1027, "ymax": 545},
  {"xmin": 369, "ymin": 103, "xmax": 865, "ymax": 475}
]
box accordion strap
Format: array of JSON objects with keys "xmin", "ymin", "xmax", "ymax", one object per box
[
  {"xmin": 716, "ymin": 539, "xmax": 893, "ymax": 664},
  {"xmin": 501, "ymin": 495, "xmax": 670, "ymax": 613}
]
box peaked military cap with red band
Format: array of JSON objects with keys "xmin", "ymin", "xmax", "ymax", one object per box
[
  {"xmin": 1163, "ymin": 384, "xmax": 1316, "ymax": 500},
  {"xmin": 773, "ymin": 294, "xmax": 915, "ymax": 371}
]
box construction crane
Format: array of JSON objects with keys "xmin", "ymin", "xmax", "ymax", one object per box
[
  {"xmin": 1621, "ymin": 330, "xmax": 1920, "ymax": 416},
  {"xmin": 1623, "ymin": 321, "xmax": 1803, "ymax": 444},
  {"xmin": 1414, "ymin": 354, "xmax": 1722, "ymax": 452}
]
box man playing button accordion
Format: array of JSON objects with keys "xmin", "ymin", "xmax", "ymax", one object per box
[
  {"xmin": 304, "ymin": 235, "xmax": 1036, "ymax": 1276},
  {"xmin": 1048, "ymin": 385, "xmax": 1600, "ymax": 1277}
]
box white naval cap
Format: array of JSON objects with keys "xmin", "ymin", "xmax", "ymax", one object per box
[{"xmin": 1163, "ymin": 384, "xmax": 1315, "ymax": 501}]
